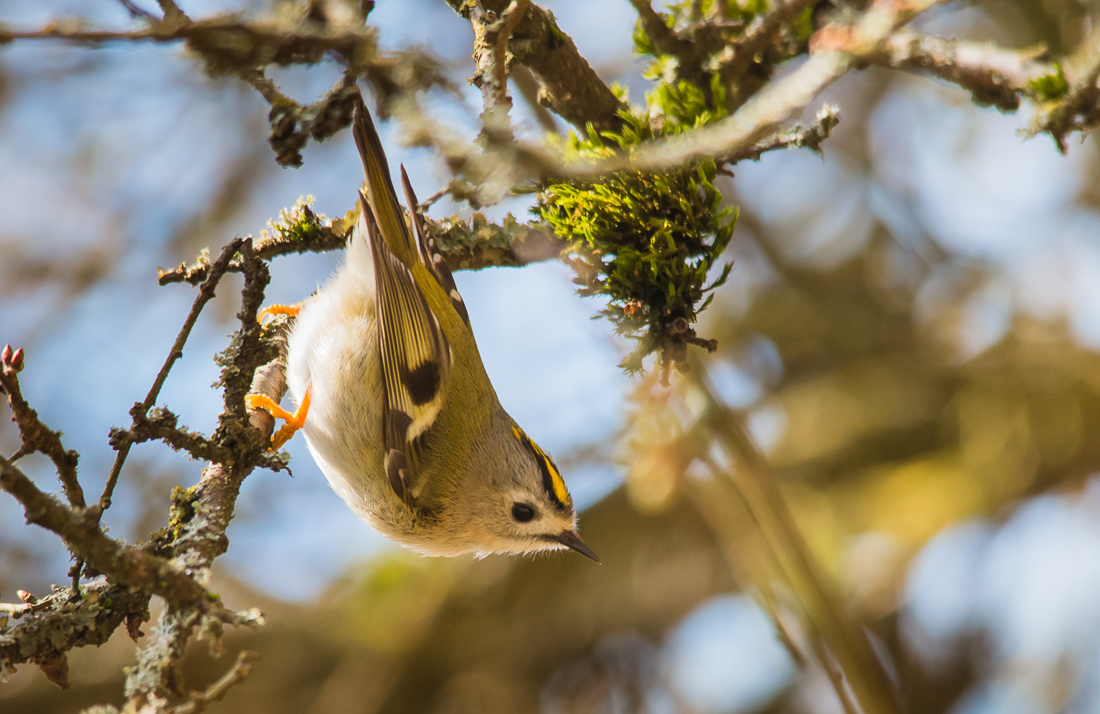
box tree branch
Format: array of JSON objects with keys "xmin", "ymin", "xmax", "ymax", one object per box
[
  {"xmin": 1034, "ymin": 50, "xmax": 1100, "ymax": 152},
  {"xmin": 867, "ymin": 30, "xmax": 1054, "ymax": 111},
  {"xmin": 0, "ymin": 457, "xmax": 234, "ymax": 617},
  {"xmin": 99, "ymin": 238, "xmax": 244, "ymax": 519},
  {"xmin": 720, "ymin": 0, "xmax": 821, "ymax": 109},
  {"xmin": 447, "ymin": 0, "xmax": 627, "ymax": 134},
  {"xmin": 570, "ymin": 0, "xmax": 943, "ymax": 178},
  {"xmin": 0, "ymin": 13, "xmax": 455, "ymax": 168},
  {"xmin": 123, "ymin": 240, "xmax": 275, "ymax": 702},
  {"xmin": 156, "ymin": 0, "xmax": 188, "ymax": 24},
  {"xmin": 427, "ymin": 212, "xmax": 566, "ymax": 269},
  {"xmin": 723, "ymin": 104, "xmax": 840, "ymax": 165},
  {"xmin": 1, "ymin": 345, "xmax": 84, "ymax": 509},
  {"xmin": 115, "ymin": 0, "xmax": 158, "ymax": 21},
  {"xmin": 511, "ymin": 63, "xmax": 560, "ymax": 133},
  {"xmin": 628, "ymin": 0, "xmax": 696, "ymax": 61},
  {"xmin": 696, "ymin": 386, "xmax": 903, "ymax": 714},
  {"xmin": 244, "ymin": 68, "xmax": 363, "ymax": 168},
  {"xmin": 0, "ymin": 14, "xmax": 369, "ymax": 67},
  {"xmin": 109, "ymin": 407, "xmax": 235, "ymax": 465},
  {"xmin": 471, "ymin": 0, "xmax": 531, "ymax": 144},
  {"xmin": 156, "ymin": 198, "xmax": 567, "ymax": 288},
  {"xmin": 0, "ymin": 578, "xmax": 150, "ymax": 688},
  {"xmin": 2, "ymin": 233, "xmax": 278, "ymax": 696}
]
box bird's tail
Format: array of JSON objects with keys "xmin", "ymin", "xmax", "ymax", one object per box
[{"xmin": 351, "ymin": 95, "xmax": 418, "ymax": 267}]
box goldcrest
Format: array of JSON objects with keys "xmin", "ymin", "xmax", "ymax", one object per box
[{"xmin": 249, "ymin": 96, "xmax": 597, "ymax": 562}]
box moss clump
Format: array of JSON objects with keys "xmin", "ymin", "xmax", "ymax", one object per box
[
  {"xmin": 536, "ymin": 111, "xmax": 736, "ymax": 375},
  {"xmin": 632, "ymin": 0, "xmax": 813, "ymax": 122},
  {"xmin": 649, "ymin": 78, "xmax": 728, "ymax": 130},
  {"xmin": 261, "ymin": 195, "xmax": 327, "ymax": 244},
  {"xmin": 1028, "ymin": 64, "xmax": 1069, "ymax": 102}
]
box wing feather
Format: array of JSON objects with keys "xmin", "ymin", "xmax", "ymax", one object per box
[
  {"xmin": 352, "ymin": 95, "xmax": 484, "ymax": 504},
  {"xmin": 358, "ymin": 193, "xmax": 450, "ymax": 499}
]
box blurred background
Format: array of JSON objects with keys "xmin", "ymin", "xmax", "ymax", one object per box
[{"xmin": 3, "ymin": 1, "xmax": 1100, "ymax": 713}]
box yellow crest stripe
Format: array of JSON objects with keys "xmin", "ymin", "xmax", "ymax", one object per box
[{"xmin": 512, "ymin": 425, "xmax": 571, "ymax": 509}]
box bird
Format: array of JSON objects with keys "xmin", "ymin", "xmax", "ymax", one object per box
[{"xmin": 246, "ymin": 94, "xmax": 598, "ymax": 563}]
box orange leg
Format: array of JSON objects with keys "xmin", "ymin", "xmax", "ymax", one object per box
[
  {"xmin": 258, "ymin": 303, "xmax": 302, "ymax": 326},
  {"xmin": 246, "ymin": 383, "xmax": 312, "ymax": 450}
]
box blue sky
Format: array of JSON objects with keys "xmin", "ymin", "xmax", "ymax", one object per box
[{"xmin": 4, "ymin": 3, "xmax": 1100, "ymax": 712}]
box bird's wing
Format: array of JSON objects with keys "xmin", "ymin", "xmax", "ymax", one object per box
[
  {"xmin": 397, "ymin": 166, "xmax": 470, "ymax": 327},
  {"xmin": 357, "ymin": 193, "xmax": 450, "ymax": 503},
  {"xmin": 352, "ymin": 100, "xmax": 455, "ymax": 504}
]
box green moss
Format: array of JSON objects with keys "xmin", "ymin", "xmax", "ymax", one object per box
[
  {"xmin": 167, "ymin": 485, "xmax": 199, "ymax": 541},
  {"xmin": 648, "ymin": 79, "xmax": 728, "ymax": 130},
  {"xmin": 536, "ymin": 112, "xmax": 735, "ymax": 373},
  {"xmin": 261, "ymin": 195, "xmax": 327, "ymax": 244},
  {"xmin": 632, "ymin": 20, "xmax": 657, "ymax": 59},
  {"xmin": 630, "ymin": 0, "xmax": 757, "ymax": 129},
  {"xmin": 1028, "ymin": 64, "xmax": 1069, "ymax": 102}
]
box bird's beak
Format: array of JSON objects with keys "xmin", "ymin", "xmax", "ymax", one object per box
[{"xmin": 555, "ymin": 530, "xmax": 601, "ymax": 564}]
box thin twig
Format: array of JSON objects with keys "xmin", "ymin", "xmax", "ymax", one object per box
[
  {"xmin": 169, "ymin": 651, "xmax": 259, "ymax": 714},
  {"xmin": 628, "ymin": 0, "xmax": 727, "ymax": 102},
  {"xmin": 754, "ymin": 586, "xmax": 809, "ymax": 670},
  {"xmin": 97, "ymin": 238, "xmax": 243, "ymax": 518},
  {"xmin": 245, "ymin": 68, "xmax": 362, "ymax": 167},
  {"xmin": 1, "ymin": 345, "xmax": 84, "ymax": 509},
  {"xmin": 723, "ymin": 104, "xmax": 840, "ymax": 165},
  {"xmin": 108, "ymin": 407, "xmax": 235, "ymax": 464},
  {"xmin": 511, "ymin": 64, "xmax": 559, "ymax": 133},
  {"xmin": 115, "ymin": 0, "xmax": 158, "ymax": 20},
  {"xmin": 156, "ymin": 0, "xmax": 189, "ymax": 23},
  {"xmin": 808, "ymin": 634, "xmax": 862, "ymax": 714},
  {"xmin": 158, "ymin": 203, "xmax": 348, "ymax": 286},
  {"xmin": 157, "ymin": 205, "xmax": 567, "ymax": 287},
  {"xmin": 628, "ymin": 0, "xmax": 695, "ymax": 60},
  {"xmin": 0, "ymin": 14, "xmax": 367, "ymax": 59}
]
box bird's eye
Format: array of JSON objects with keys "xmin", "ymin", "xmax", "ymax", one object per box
[{"xmin": 512, "ymin": 503, "xmax": 536, "ymax": 523}]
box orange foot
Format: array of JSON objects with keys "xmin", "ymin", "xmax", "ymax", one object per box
[
  {"xmin": 258, "ymin": 303, "xmax": 302, "ymax": 326},
  {"xmin": 246, "ymin": 384, "xmax": 312, "ymax": 450}
]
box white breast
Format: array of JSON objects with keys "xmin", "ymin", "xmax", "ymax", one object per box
[{"xmin": 284, "ymin": 245, "xmax": 409, "ymax": 539}]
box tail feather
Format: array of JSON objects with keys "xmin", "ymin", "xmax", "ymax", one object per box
[
  {"xmin": 349, "ymin": 91, "xmax": 472, "ymax": 340},
  {"xmin": 400, "ymin": 166, "xmax": 470, "ymax": 326},
  {"xmin": 352, "ymin": 95, "xmax": 416, "ymax": 265}
]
